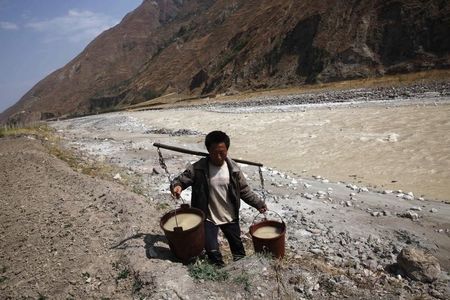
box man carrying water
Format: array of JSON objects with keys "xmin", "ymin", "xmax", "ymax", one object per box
[{"xmin": 171, "ymin": 130, "xmax": 267, "ymax": 266}]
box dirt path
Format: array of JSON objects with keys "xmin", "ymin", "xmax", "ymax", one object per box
[{"xmin": 0, "ymin": 137, "xmax": 160, "ymax": 298}]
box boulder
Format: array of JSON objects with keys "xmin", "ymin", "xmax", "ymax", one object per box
[{"xmin": 397, "ymin": 247, "xmax": 441, "ymax": 283}]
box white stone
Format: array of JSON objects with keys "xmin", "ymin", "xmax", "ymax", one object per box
[
  {"xmin": 430, "ymin": 208, "xmax": 438, "ymax": 213},
  {"xmin": 113, "ymin": 173, "xmax": 122, "ymax": 180},
  {"xmin": 403, "ymin": 194, "xmax": 414, "ymax": 200},
  {"xmin": 303, "ymin": 183, "xmax": 312, "ymax": 189},
  {"xmin": 345, "ymin": 201, "xmax": 353, "ymax": 207},
  {"xmin": 383, "ymin": 190, "xmax": 393, "ymax": 194},
  {"xmin": 303, "ymin": 193, "xmax": 314, "ymax": 200},
  {"xmin": 317, "ymin": 191, "xmax": 327, "ymax": 199},
  {"xmin": 347, "ymin": 184, "xmax": 358, "ymax": 190},
  {"xmin": 410, "ymin": 206, "xmax": 422, "ymax": 211}
]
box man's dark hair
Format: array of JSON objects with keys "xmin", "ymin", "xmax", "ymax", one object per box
[{"xmin": 205, "ymin": 131, "xmax": 230, "ymax": 150}]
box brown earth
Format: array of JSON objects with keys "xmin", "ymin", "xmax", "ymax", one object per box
[
  {"xmin": 0, "ymin": 136, "xmax": 157, "ymax": 298},
  {"xmin": 1, "ymin": 0, "xmax": 449, "ymax": 125}
]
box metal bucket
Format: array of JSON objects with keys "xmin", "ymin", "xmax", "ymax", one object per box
[
  {"xmin": 160, "ymin": 204, "xmax": 205, "ymax": 262},
  {"xmin": 249, "ymin": 211, "xmax": 286, "ymax": 258}
]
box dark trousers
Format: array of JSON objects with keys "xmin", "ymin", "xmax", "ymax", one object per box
[{"xmin": 204, "ymin": 220, "xmax": 246, "ymax": 265}]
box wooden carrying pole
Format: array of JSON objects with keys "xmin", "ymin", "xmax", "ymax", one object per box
[{"xmin": 153, "ymin": 142, "xmax": 263, "ymax": 167}]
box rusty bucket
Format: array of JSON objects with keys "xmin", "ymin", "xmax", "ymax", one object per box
[
  {"xmin": 160, "ymin": 204, "xmax": 205, "ymax": 262},
  {"xmin": 249, "ymin": 211, "xmax": 286, "ymax": 258}
]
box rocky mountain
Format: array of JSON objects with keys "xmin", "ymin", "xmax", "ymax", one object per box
[{"xmin": 1, "ymin": 0, "xmax": 449, "ymax": 124}]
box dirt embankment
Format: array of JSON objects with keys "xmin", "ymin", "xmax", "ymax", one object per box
[{"xmin": 0, "ymin": 137, "xmax": 158, "ymax": 298}]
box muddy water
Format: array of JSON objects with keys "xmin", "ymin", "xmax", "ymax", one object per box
[
  {"xmin": 136, "ymin": 102, "xmax": 450, "ymax": 201},
  {"xmin": 252, "ymin": 226, "xmax": 283, "ymax": 239},
  {"xmin": 162, "ymin": 213, "xmax": 202, "ymax": 231}
]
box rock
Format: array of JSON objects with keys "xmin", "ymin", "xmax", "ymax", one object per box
[
  {"xmin": 152, "ymin": 167, "xmax": 161, "ymax": 175},
  {"xmin": 310, "ymin": 248, "xmax": 324, "ymax": 255},
  {"xmin": 398, "ymin": 211, "xmax": 419, "ymax": 221},
  {"xmin": 430, "ymin": 208, "xmax": 438, "ymax": 213},
  {"xmin": 359, "ymin": 187, "xmax": 369, "ymax": 192},
  {"xmin": 316, "ymin": 191, "xmax": 327, "ymax": 198},
  {"xmin": 403, "ymin": 194, "xmax": 414, "ymax": 200},
  {"xmin": 371, "ymin": 211, "xmax": 380, "ymax": 217},
  {"xmin": 345, "ymin": 201, "xmax": 352, "ymax": 207},
  {"xmin": 397, "ymin": 247, "xmax": 441, "ymax": 283},
  {"xmin": 410, "ymin": 206, "xmax": 422, "ymax": 211},
  {"xmin": 383, "ymin": 190, "xmax": 393, "ymax": 194},
  {"xmin": 303, "ymin": 183, "xmax": 312, "ymax": 189},
  {"xmin": 113, "ymin": 173, "xmax": 122, "ymax": 180},
  {"xmin": 347, "ymin": 184, "xmax": 358, "ymax": 190},
  {"xmin": 303, "ymin": 193, "xmax": 314, "ymax": 200}
]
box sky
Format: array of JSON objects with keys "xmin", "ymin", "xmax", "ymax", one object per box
[{"xmin": 0, "ymin": 0, "xmax": 143, "ymax": 113}]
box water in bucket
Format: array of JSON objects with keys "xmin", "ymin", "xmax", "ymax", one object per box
[
  {"xmin": 251, "ymin": 225, "xmax": 283, "ymax": 239},
  {"xmin": 160, "ymin": 205, "xmax": 205, "ymax": 262},
  {"xmin": 162, "ymin": 213, "xmax": 202, "ymax": 232}
]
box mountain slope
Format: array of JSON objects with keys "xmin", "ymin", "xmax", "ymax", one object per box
[{"xmin": 1, "ymin": 0, "xmax": 449, "ymax": 124}]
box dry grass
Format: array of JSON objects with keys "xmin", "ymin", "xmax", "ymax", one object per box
[
  {"xmin": 1, "ymin": 122, "xmax": 147, "ymax": 196},
  {"xmin": 0, "ymin": 123, "xmax": 53, "ymax": 140}
]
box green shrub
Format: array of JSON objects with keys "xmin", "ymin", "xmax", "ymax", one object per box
[{"xmin": 188, "ymin": 259, "xmax": 229, "ymax": 281}]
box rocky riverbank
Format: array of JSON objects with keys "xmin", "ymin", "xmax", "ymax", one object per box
[{"xmin": 1, "ymin": 82, "xmax": 449, "ymax": 298}]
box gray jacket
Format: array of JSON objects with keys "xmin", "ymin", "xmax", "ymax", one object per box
[{"xmin": 171, "ymin": 156, "xmax": 265, "ymax": 221}]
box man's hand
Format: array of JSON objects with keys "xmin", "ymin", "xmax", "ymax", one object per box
[
  {"xmin": 171, "ymin": 185, "xmax": 182, "ymax": 199},
  {"xmin": 258, "ymin": 204, "xmax": 268, "ymax": 213}
]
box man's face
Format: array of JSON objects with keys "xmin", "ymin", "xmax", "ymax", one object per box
[{"xmin": 208, "ymin": 142, "xmax": 228, "ymax": 166}]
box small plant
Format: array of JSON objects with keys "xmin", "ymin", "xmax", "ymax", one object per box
[
  {"xmin": 157, "ymin": 203, "xmax": 170, "ymax": 210},
  {"xmin": 188, "ymin": 259, "xmax": 229, "ymax": 281},
  {"xmin": 132, "ymin": 185, "xmax": 145, "ymax": 195},
  {"xmin": 37, "ymin": 292, "xmax": 47, "ymax": 300},
  {"xmin": 133, "ymin": 273, "xmax": 144, "ymax": 293},
  {"xmin": 233, "ymin": 271, "xmax": 252, "ymax": 292},
  {"xmin": 0, "ymin": 276, "xmax": 7, "ymax": 284},
  {"xmin": 117, "ymin": 268, "xmax": 130, "ymax": 280}
]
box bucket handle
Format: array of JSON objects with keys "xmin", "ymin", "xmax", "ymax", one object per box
[{"xmin": 251, "ymin": 210, "xmax": 285, "ymax": 226}]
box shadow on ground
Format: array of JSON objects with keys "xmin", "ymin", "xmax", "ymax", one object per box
[{"xmin": 110, "ymin": 233, "xmax": 176, "ymax": 261}]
